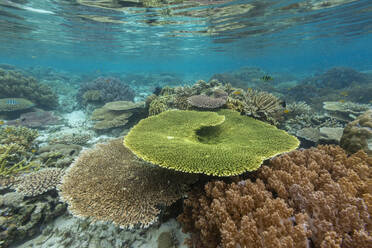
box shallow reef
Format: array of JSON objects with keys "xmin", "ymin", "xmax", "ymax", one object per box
[
  {"xmin": 77, "ymin": 76, "xmax": 135, "ymax": 107},
  {"xmin": 178, "ymin": 145, "xmax": 372, "ymax": 248},
  {"xmin": 0, "ymin": 69, "xmax": 58, "ymax": 109}
]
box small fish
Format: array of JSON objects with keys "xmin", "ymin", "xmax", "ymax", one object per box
[
  {"xmin": 233, "ymin": 91, "xmax": 242, "ymax": 95},
  {"xmin": 261, "ymin": 75, "xmax": 273, "ymax": 82},
  {"xmin": 339, "ymin": 99, "xmax": 345, "ymax": 103},
  {"xmin": 106, "ymin": 79, "xmax": 110, "ymax": 83},
  {"xmin": 283, "ymin": 109, "xmax": 290, "ymax": 114},
  {"xmin": 340, "ymin": 91, "xmax": 348, "ymax": 97},
  {"xmin": 6, "ymin": 99, "xmax": 18, "ymax": 105},
  {"xmin": 0, "ymin": 120, "xmax": 4, "ymax": 125},
  {"xmin": 31, "ymin": 149, "xmax": 37, "ymax": 153},
  {"xmin": 31, "ymin": 56, "xmax": 37, "ymax": 59},
  {"xmin": 153, "ymin": 86, "xmax": 162, "ymax": 96}
]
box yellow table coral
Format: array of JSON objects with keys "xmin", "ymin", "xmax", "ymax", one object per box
[{"xmin": 124, "ymin": 109, "xmax": 299, "ymax": 176}]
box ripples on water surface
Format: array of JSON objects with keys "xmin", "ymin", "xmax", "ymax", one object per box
[{"xmin": 0, "ymin": 0, "xmax": 371, "ymax": 56}]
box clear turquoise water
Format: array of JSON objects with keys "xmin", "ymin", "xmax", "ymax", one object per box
[{"xmin": 0, "ymin": 0, "xmax": 371, "ymax": 75}]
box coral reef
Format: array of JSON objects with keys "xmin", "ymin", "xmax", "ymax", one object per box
[
  {"xmin": 0, "ymin": 126, "xmax": 40, "ymax": 176},
  {"xmin": 305, "ymin": 67, "xmax": 370, "ymax": 89},
  {"xmin": 284, "ymin": 101, "xmax": 312, "ymax": 118},
  {"xmin": 59, "ymin": 138, "xmax": 198, "ymax": 229},
  {"xmin": 6, "ymin": 109, "xmax": 61, "ymax": 128},
  {"xmin": 124, "ymin": 109, "xmax": 299, "ymax": 176},
  {"xmin": 91, "ymin": 101, "xmax": 145, "ymax": 131},
  {"xmin": 13, "ymin": 168, "xmax": 64, "ymax": 197},
  {"xmin": 340, "ymin": 110, "xmax": 372, "ymax": 156},
  {"xmin": 48, "ymin": 132, "xmax": 91, "ymax": 146},
  {"xmin": 0, "ymin": 126, "xmax": 38, "ymax": 149},
  {"xmin": 0, "ymin": 69, "xmax": 58, "ymax": 109},
  {"xmin": 37, "ymin": 144, "xmax": 82, "ymax": 168},
  {"xmin": 239, "ymin": 88, "xmax": 285, "ymax": 124},
  {"xmin": 187, "ymin": 94, "xmax": 227, "ymax": 109},
  {"xmin": 0, "ymin": 98, "xmax": 35, "ymax": 112},
  {"xmin": 323, "ymin": 101, "xmax": 371, "ymax": 122},
  {"xmin": 286, "ymin": 67, "xmax": 372, "ymax": 109},
  {"xmin": 77, "ymin": 77, "xmax": 135, "ymax": 106},
  {"xmin": 0, "ymin": 191, "xmax": 66, "ymax": 248},
  {"xmin": 282, "ymin": 112, "xmax": 343, "ymax": 136},
  {"xmin": 0, "ymin": 144, "xmax": 40, "ymax": 176},
  {"xmin": 178, "ymin": 146, "xmax": 372, "ymax": 248}
]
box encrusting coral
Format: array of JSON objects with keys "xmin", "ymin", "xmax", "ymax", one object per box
[
  {"xmin": 91, "ymin": 101, "xmax": 145, "ymax": 131},
  {"xmin": 59, "ymin": 138, "xmax": 198, "ymax": 229},
  {"xmin": 341, "ymin": 109, "xmax": 372, "ymax": 156},
  {"xmin": 0, "ymin": 69, "xmax": 58, "ymax": 109},
  {"xmin": 178, "ymin": 145, "xmax": 372, "ymax": 248},
  {"xmin": 124, "ymin": 109, "xmax": 299, "ymax": 176}
]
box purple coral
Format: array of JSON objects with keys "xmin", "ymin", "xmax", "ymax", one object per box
[{"xmin": 77, "ymin": 77, "xmax": 135, "ymax": 105}]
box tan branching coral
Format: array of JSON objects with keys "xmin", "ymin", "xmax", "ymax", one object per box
[
  {"xmin": 14, "ymin": 168, "xmax": 64, "ymax": 197},
  {"xmin": 178, "ymin": 146, "xmax": 372, "ymax": 248},
  {"xmin": 242, "ymin": 89, "xmax": 284, "ymax": 124},
  {"xmin": 59, "ymin": 138, "xmax": 197, "ymax": 229}
]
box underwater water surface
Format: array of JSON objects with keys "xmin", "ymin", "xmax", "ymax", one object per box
[{"xmin": 0, "ymin": 0, "xmax": 371, "ymax": 247}]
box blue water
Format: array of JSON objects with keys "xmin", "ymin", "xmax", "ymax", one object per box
[{"xmin": 0, "ymin": 0, "xmax": 371, "ymax": 76}]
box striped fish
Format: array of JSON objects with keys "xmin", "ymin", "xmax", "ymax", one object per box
[{"xmin": 6, "ymin": 99, "xmax": 19, "ymax": 105}]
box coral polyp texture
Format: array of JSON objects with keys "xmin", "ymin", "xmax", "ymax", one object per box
[
  {"xmin": 0, "ymin": 69, "xmax": 58, "ymax": 109},
  {"xmin": 124, "ymin": 109, "xmax": 299, "ymax": 176},
  {"xmin": 59, "ymin": 138, "xmax": 197, "ymax": 229},
  {"xmin": 178, "ymin": 145, "xmax": 372, "ymax": 248}
]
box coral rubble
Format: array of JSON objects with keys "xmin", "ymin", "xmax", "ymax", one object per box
[{"xmin": 178, "ymin": 146, "xmax": 372, "ymax": 248}]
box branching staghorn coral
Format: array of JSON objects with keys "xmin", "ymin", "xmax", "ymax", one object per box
[
  {"xmin": 0, "ymin": 144, "xmax": 40, "ymax": 176},
  {"xmin": 178, "ymin": 146, "xmax": 372, "ymax": 248},
  {"xmin": 59, "ymin": 138, "xmax": 198, "ymax": 229},
  {"xmin": 241, "ymin": 88, "xmax": 284, "ymax": 124},
  {"xmin": 0, "ymin": 126, "xmax": 38, "ymax": 149}
]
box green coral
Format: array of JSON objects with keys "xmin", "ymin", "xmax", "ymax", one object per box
[
  {"xmin": 0, "ymin": 126, "xmax": 38, "ymax": 149},
  {"xmin": 0, "ymin": 144, "xmax": 40, "ymax": 176},
  {"xmin": 0, "ymin": 69, "xmax": 58, "ymax": 109},
  {"xmin": 124, "ymin": 109, "xmax": 299, "ymax": 176}
]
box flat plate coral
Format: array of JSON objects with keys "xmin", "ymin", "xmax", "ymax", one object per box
[{"xmin": 124, "ymin": 109, "xmax": 299, "ymax": 176}]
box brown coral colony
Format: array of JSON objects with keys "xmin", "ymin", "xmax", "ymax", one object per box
[{"xmin": 178, "ymin": 146, "xmax": 372, "ymax": 248}]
